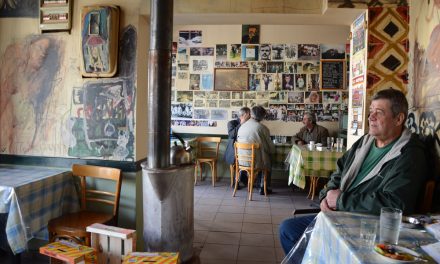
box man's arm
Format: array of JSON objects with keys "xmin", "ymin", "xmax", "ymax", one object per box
[
  {"xmin": 227, "ymin": 120, "xmax": 240, "ymax": 139},
  {"xmin": 292, "ymin": 126, "xmax": 306, "ymax": 144},
  {"xmin": 318, "ymin": 126, "xmax": 330, "ymax": 146}
]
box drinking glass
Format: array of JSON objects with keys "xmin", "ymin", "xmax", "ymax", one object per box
[
  {"xmin": 326, "ymin": 137, "xmax": 333, "ymax": 150},
  {"xmin": 336, "ymin": 138, "xmax": 344, "ymax": 151},
  {"xmin": 360, "ymin": 219, "xmax": 378, "ymax": 250},
  {"xmin": 380, "ymin": 207, "xmax": 402, "ymax": 245}
]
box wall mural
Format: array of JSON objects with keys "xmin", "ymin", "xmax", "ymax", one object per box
[
  {"xmin": 0, "ymin": 35, "xmax": 65, "ymax": 154},
  {"xmin": 0, "ymin": 0, "xmax": 38, "ymax": 17},
  {"xmin": 66, "ymin": 25, "xmax": 137, "ymax": 161},
  {"xmin": 409, "ymin": 0, "xmax": 440, "ymax": 210},
  {"xmin": 366, "ymin": 6, "xmax": 409, "ymax": 97}
]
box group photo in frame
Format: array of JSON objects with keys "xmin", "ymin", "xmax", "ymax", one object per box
[{"xmin": 214, "ymin": 68, "xmax": 249, "ymax": 91}]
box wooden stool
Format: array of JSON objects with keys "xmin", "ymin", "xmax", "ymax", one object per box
[{"xmin": 86, "ymin": 223, "xmax": 136, "ymax": 264}]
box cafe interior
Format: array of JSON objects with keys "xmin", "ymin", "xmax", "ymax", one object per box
[{"xmin": 1, "ymin": 0, "xmax": 440, "ymax": 263}]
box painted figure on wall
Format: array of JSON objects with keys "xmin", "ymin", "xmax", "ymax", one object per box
[
  {"xmin": 0, "ymin": 35, "xmax": 63, "ymax": 154},
  {"xmin": 81, "ymin": 6, "xmax": 119, "ymax": 77}
]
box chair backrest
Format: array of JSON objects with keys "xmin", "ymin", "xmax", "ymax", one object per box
[
  {"xmin": 72, "ymin": 164, "xmax": 122, "ymax": 220},
  {"xmin": 234, "ymin": 142, "xmax": 260, "ymax": 170},
  {"xmin": 196, "ymin": 137, "xmax": 221, "ymax": 159}
]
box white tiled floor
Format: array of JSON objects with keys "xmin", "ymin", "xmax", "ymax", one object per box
[
  {"xmin": 189, "ymin": 178, "xmax": 318, "ymax": 264},
  {"xmin": 0, "ymin": 178, "xmax": 317, "ymax": 264}
]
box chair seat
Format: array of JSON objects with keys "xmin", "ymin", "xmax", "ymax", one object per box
[
  {"xmin": 197, "ymin": 157, "xmax": 217, "ymax": 162},
  {"xmin": 48, "ymin": 211, "xmax": 114, "ymax": 237}
]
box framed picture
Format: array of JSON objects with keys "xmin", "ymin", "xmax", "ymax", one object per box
[
  {"xmin": 214, "ymin": 68, "xmax": 249, "ymax": 91},
  {"xmin": 81, "ymin": 5, "xmax": 120, "ymax": 77}
]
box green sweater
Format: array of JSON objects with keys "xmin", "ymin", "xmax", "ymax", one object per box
[{"xmin": 319, "ymin": 129, "xmax": 428, "ymax": 215}]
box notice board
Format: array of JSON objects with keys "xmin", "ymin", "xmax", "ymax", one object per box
[{"xmin": 321, "ymin": 60, "xmax": 345, "ymax": 89}]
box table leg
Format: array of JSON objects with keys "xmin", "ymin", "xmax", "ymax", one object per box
[{"xmin": 307, "ymin": 177, "xmax": 319, "ymax": 200}]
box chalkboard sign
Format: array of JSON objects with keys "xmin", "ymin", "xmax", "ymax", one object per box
[{"xmin": 321, "ymin": 60, "xmax": 345, "ymax": 89}]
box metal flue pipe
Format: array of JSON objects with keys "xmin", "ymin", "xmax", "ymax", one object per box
[{"xmin": 147, "ymin": 0, "xmax": 173, "ymax": 169}]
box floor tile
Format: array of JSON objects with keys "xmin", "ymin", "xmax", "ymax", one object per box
[
  {"xmin": 244, "ymin": 206, "xmax": 271, "ymax": 215},
  {"xmin": 241, "ymin": 222, "xmax": 273, "ymax": 235},
  {"xmin": 195, "ymin": 211, "xmax": 217, "ymax": 221},
  {"xmin": 218, "ymin": 205, "xmax": 245, "ymax": 214},
  {"xmin": 210, "ymin": 220, "xmax": 243, "ymax": 233},
  {"xmin": 215, "ymin": 212, "xmax": 244, "ymax": 223},
  {"xmin": 243, "ymin": 213, "xmax": 272, "ymax": 224},
  {"xmin": 195, "ymin": 220, "xmax": 212, "ymax": 231},
  {"xmin": 199, "ymin": 243, "xmax": 239, "ymax": 260},
  {"xmin": 194, "ymin": 230, "xmax": 209, "ymax": 243},
  {"xmin": 237, "ymin": 245, "xmax": 276, "ymax": 262},
  {"xmin": 196, "ymin": 204, "xmax": 220, "ymax": 213},
  {"xmin": 239, "ymin": 233, "xmax": 275, "ymax": 247},
  {"xmin": 205, "ymin": 231, "xmax": 241, "ymax": 245},
  {"xmin": 197, "ymin": 197, "xmax": 223, "ymax": 205}
]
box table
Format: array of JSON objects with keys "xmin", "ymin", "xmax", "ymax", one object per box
[
  {"xmin": 300, "ymin": 211, "xmax": 438, "ymax": 264},
  {"xmin": 286, "ymin": 145, "xmax": 344, "ymax": 199},
  {"xmin": 0, "ymin": 164, "xmax": 79, "ymax": 254}
]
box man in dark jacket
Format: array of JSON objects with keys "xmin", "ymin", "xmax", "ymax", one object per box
[
  {"xmin": 279, "ymin": 88, "xmax": 428, "ymax": 257},
  {"xmin": 224, "ymin": 107, "xmax": 250, "ymax": 188},
  {"xmin": 292, "ymin": 112, "xmax": 329, "ymax": 146}
]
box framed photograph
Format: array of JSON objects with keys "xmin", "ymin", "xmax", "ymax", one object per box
[
  {"xmin": 242, "ymin": 24, "xmax": 260, "ymax": 44},
  {"xmin": 214, "ymin": 68, "xmax": 249, "ymax": 91}
]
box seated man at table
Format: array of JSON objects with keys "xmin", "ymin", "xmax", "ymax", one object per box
[
  {"xmin": 279, "ymin": 88, "xmax": 428, "ymax": 256},
  {"xmin": 224, "ymin": 107, "xmax": 251, "ymax": 189},
  {"xmin": 237, "ymin": 106, "xmax": 275, "ymax": 195},
  {"xmin": 291, "ymin": 112, "xmax": 329, "ymax": 146}
]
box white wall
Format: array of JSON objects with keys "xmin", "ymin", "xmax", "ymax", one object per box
[{"xmin": 171, "ymin": 24, "xmax": 349, "ymax": 137}]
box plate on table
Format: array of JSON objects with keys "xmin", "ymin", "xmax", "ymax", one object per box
[{"xmin": 373, "ymin": 243, "xmax": 426, "ymax": 263}]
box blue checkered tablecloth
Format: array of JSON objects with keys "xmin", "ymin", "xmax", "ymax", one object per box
[
  {"xmin": 301, "ymin": 211, "xmax": 438, "ymax": 264},
  {"xmin": 0, "ymin": 164, "xmax": 79, "ymax": 254}
]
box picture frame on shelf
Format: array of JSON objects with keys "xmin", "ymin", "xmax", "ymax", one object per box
[{"xmin": 214, "ymin": 68, "xmax": 249, "ymax": 91}]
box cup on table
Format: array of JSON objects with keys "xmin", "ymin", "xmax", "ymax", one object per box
[
  {"xmin": 336, "ymin": 138, "xmax": 344, "ymax": 151},
  {"xmin": 380, "ymin": 207, "xmax": 402, "ymax": 245},
  {"xmin": 308, "ymin": 141, "xmax": 315, "ymax": 150},
  {"xmin": 326, "ymin": 137, "xmax": 333, "ymax": 150},
  {"xmin": 360, "ymin": 219, "xmax": 378, "ymax": 250}
]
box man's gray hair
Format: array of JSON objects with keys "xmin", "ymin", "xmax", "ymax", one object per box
[
  {"xmin": 371, "ymin": 88, "xmax": 408, "ymax": 121},
  {"xmin": 303, "ymin": 111, "xmax": 317, "ymax": 124},
  {"xmin": 251, "ymin": 106, "xmax": 267, "ymax": 122},
  {"xmin": 239, "ymin": 107, "xmax": 250, "ymax": 117}
]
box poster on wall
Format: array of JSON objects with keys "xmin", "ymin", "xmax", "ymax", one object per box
[
  {"xmin": 320, "ymin": 44, "xmax": 346, "ymax": 59},
  {"xmin": 242, "ymin": 24, "xmax": 260, "ymax": 44},
  {"xmin": 216, "ymin": 44, "xmax": 227, "ymax": 61},
  {"xmin": 352, "ymin": 13, "xmax": 366, "ymax": 55},
  {"xmin": 178, "ymin": 30, "xmax": 202, "ymax": 47},
  {"xmin": 189, "ymin": 56, "xmax": 213, "ymax": 73},
  {"xmin": 228, "ymin": 44, "xmax": 242, "ymax": 61},
  {"xmin": 242, "ymin": 45, "xmax": 259, "ymax": 61},
  {"xmin": 81, "ymin": 5, "xmax": 120, "ymax": 77}
]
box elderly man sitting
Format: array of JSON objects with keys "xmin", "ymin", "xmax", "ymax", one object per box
[
  {"xmin": 292, "ymin": 112, "xmax": 329, "ymax": 146},
  {"xmin": 279, "ymin": 88, "xmax": 428, "ymax": 260},
  {"xmin": 237, "ymin": 106, "xmax": 275, "ymax": 195}
]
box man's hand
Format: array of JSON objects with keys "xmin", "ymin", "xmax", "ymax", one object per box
[
  {"xmin": 297, "ymin": 140, "xmax": 305, "ymax": 145},
  {"xmin": 320, "ymin": 198, "xmax": 333, "ymax": 212},
  {"xmin": 326, "ymin": 189, "xmax": 341, "ymax": 210}
]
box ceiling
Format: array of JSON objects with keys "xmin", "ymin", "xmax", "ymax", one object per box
[{"xmin": 174, "ymin": 8, "xmax": 365, "ymax": 26}]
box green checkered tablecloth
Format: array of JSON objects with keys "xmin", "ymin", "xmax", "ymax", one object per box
[
  {"xmin": 274, "ymin": 143, "xmax": 293, "ymax": 164},
  {"xmin": 286, "ymin": 145, "xmax": 344, "ymax": 189},
  {"xmin": 299, "ymin": 211, "xmax": 438, "ymax": 264}
]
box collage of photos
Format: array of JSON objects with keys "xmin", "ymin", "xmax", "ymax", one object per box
[{"xmin": 171, "ymin": 26, "xmax": 348, "ymax": 127}]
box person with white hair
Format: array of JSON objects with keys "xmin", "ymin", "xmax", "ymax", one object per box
[
  {"xmin": 292, "ymin": 111, "xmax": 329, "ymax": 146},
  {"xmin": 237, "ymin": 106, "xmax": 275, "ymax": 195}
]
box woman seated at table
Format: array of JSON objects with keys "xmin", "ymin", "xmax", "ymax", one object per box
[{"xmin": 291, "ymin": 112, "xmax": 329, "ymax": 146}]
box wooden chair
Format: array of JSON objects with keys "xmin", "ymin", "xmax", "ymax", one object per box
[
  {"xmin": 194, "ymin": 137, "xmax": 221, "ymax": 186},
  {"xmin": 48, "ymin": 164, "xmax": 122, "ymax": 246},
  {"xmin": 233, "ymin": 142, "xmax": 267, "ymax": 201},
  {"xmin": 229, "ymin": 164, "xmax": 235, "ymax": 187}
]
